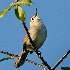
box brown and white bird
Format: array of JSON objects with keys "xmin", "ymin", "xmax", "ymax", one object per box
[{"xmin": 14, "ymin": 9, "xmax": 47, "ymax": 68}]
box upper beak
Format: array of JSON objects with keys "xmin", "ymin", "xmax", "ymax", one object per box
[{"xmin": 35, "ymin": 8, "xmax": 37, "ymax": 17}]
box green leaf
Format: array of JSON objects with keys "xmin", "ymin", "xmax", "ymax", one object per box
[
  {"xmin": 16, "ymin": 1, "xmax": 33, "ymax": 6},
  {"xmin": 0, "ymin": 3, "xmax": 13, "ymax": 18},
  {"xmin": 22, "ymin": 0, "xmax": 32, "ymax": 3},
  {"xmin": 14, "ymin": 0, "xmax": 33, "ymax": 6},
  {"xmin": 14, "ymin": 6, "xmax": 26, "ymax": 22}
]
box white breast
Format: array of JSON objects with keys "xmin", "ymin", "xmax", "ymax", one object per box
[
  {"xmin": 25, "ymin": 14, "xmax": 47, "ymax": 51},
  {"xmin": 29, "ymin": 22, "xmax": 47, "ymax": 49}
]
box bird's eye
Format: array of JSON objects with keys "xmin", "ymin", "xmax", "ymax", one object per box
[{"xmin": 32, "ymin": 17, "xmax": 34, "ymax": 20}]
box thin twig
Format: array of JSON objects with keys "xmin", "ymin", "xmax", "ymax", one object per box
[
  {"xmin": 0, "ymin": 50, "xmax": 18, "ymax": 57},
  {"xmin": 22, "ymin": 22, "xmax": 36, "ymax": 50},
  {"xmin": 36, "ymin": 50, "xmax": 51, "ymax": 70},
  {"xmin": 51, "ymin": 50, "xmax": 70, "ymax": 70},
  {"xmin": 0, "ymin": 57, "xmax": 14, "ymax": 62},
  {"xmin": 26, "ymin": 59, "xmax": 47, "ymax": 70},
  {"xmin": 22, "ymin": 22, "xmax": 51, "ymax": 70},
  {"xmin": 0, "ymin": 50, "xmax": 47, "ymax": 69}
]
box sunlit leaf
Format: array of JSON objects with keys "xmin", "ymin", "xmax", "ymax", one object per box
[
  {"xmin": 14, "ymin": 6, "xmax": 26, "ymax": 22},
  {"xmin": 0, "ymin": 3, "xmax": 13, "ymax": 18},
  {"xmin": 61, "ymin": 67, "xmax": 70, "ymax": 70},
  {"xmin": 16, "ymin": 2, "xmax": 33, "ymax": 6},
  {"xmin": 14, "ymin": 0, "xmax": 33, "ymax": 6},
  {"xmin": 22, "ymin": 0, "xmax": 32, "ymax": 3}
]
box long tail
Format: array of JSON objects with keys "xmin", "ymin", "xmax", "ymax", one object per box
[{"xmin": 14, "ymin": 50, "xmax": 29, "ymax": 68}]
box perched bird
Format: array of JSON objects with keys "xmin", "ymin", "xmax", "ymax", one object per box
[{"xmin": 14, "ymin": 9, "xmax": 47, "ymax": 68}]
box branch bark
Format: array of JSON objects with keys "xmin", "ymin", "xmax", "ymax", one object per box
[
  {"xmin": 0, "ymin": 22, "xmax": 70, "ymax": 70},
  {"xmin": 0, "ymin": 50, "xmax": 18, "ymax": 57},
  {"xmin": 51, "ymin": 50, "xmax": 70, "ymax": 70},
  {"xmin": 0, "ymin": 50, "xmax": 47, "ymax": 70}
]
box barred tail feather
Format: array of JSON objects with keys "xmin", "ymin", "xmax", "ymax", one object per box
[{"xmin": 14, "ymin": 50, "xmax": 29, "ymax": 68}]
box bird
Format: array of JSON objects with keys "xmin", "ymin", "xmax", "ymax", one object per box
[{"xmin": 14, "ymin": 8, "xmax": 47, "ymax": 68}]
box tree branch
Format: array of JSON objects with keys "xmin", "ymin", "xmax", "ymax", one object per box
[
  {"xmin": 51, "ymin": 50, "xmax": 70, "ymax": 70},
  {"xmin": 0, "ymin": 21, "xmax": 69, "ymax": 70},
  {"xmin": 0, "ymin": 57, "xmax": 14, "ymax": 62},
  {"xmin": 26, "ymin": 59, "xmax": 47, "ymax": 70},
  {"xmin": 0, "ymin": 50, "xmax": 18, "ymax": 57},
  {"xmin": 22, "ymin": 22, "xmax": 36, "ymax": 50},
  {"xmin": 22, "ymin": 22, "xmax": 51, "ymax": 70},
  {"xmin": 0, "ymin": 50, "xmax": 47, "ymax": 70},
  {"xmin": 22, "ymin": 22, "xmax": 70, "ymax": 70}
]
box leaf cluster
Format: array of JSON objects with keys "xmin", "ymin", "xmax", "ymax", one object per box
[{"xmin": 0, "ymin": 0, "xmax": 33, "ymax": 22}]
